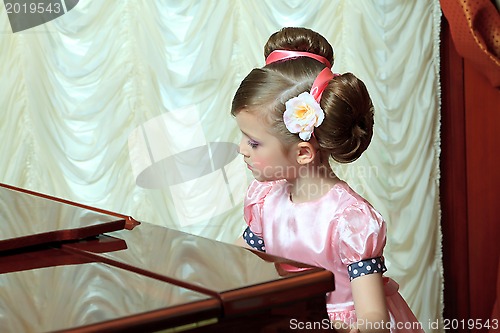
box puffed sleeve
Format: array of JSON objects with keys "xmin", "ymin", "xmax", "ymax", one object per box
[
  {"xmin": 243, "ymin": 180, "xmax": 274, "ymax": 237},
  {"xmin": 337, "ymin": 201, "xmax": 387, "ymax": 266}
]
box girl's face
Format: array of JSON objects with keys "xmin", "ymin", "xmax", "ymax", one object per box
[{"xmin": 235, "ymin": 110, "xmax": 298, "ymax": 182}]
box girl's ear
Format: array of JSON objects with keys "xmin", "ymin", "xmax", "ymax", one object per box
[{"xmin": 296, "ymin": 142, "xmax": 316, "ymax": 164}]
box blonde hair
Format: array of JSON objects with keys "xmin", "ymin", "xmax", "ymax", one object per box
[{"xmin": 231, "ymin": 27, "xmax": 374, "ymax": 163}]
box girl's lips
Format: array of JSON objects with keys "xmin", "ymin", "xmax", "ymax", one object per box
[{"xmin": 244, "ymin": 160, "xmax": 253, "ymax": 170}]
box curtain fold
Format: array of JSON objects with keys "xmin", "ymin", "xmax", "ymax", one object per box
[{"xmin": 0, "ymin": 1, "xmax": 442, "ymax": 331}]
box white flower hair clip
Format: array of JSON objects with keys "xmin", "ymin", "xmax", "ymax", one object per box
[
  {"xmin": 284, "ymin": 68, "xmax": 335, "ymax": 141},
  {"xmin": 283, "ymin": 92, "xmax": 325, "ymax": 141},
  {"xmin": 265, "ymin": 51, "xmax": 336, "ymax": 141}
]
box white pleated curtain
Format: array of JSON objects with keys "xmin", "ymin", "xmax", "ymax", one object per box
[{"xmin": 0, "ymin": 0, "xmax": 442, "ymax": 331}]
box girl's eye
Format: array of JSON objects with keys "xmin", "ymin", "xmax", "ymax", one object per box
[{"xmin": 247, "ymin": 140, "xmax": 259, "ymax": 148}]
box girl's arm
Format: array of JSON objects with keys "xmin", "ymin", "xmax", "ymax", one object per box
[{"xmin": 350, "ymin": 273, "xmax": 390, "ymax": 333}]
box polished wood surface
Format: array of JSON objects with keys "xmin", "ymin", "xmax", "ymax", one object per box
[
  {"xmin": 0, "ymin": 246, "xmax": 220, "ymax": 333},
  {"xmin": 0, "ymin": 183, "xmax": 336, "ymax": 332},
  {"xmin": 63, "ymin": 223, "xmax": 334, "ymax": 316}
]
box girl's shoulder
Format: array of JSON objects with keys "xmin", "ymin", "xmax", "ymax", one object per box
[
  {"xmin": 245, "ymin": 179, "xmax": 287, "ymax": 204},
  {"xmin": 327, "ymin": 180, "xmax": 386, "ymax": 227},
  {"xmin": 332, "ymin": 182, "xmax": 387, "ymax": 263},
  {"xmin": 331, "ymin": 180, "xmax": 376, "ymax": 207},
  {"xmin": 243, "ymin": 179, "xmax": 287, "ymax": 234}
]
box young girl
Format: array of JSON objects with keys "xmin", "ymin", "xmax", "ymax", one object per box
[{"xmin": 232, "ymin": 27, "xmax": 424, "ymax": 333}]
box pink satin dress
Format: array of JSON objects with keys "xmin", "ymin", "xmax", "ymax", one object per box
[{"xmin": 243, "ymin": 179, "xmax": 424, "ymax": 332}]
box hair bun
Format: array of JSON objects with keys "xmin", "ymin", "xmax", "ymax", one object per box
[
  {"xmin": 352, "ymin": 124, "xmax": 367, "ymax": 139},
  {"xmin": 315, "ymin": 73, "xmax": 374, "ymax": 163},
  {"xmin": 264, "ymin": 27, "xmax": 334, "ymax": 66}
]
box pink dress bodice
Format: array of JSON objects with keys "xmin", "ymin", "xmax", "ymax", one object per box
[{"xmin": 243, "ymin": 179, "xmax": 423, "ymax": 332}]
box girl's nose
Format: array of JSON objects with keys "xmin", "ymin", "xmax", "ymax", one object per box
[{"xmin": 238, "ymin": 139, "xmax": 249, "ymax": 157}]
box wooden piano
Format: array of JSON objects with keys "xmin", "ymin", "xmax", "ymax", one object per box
[{"xmin": 0, "ymin": 183, "xmax": 336, "ymax": 332}]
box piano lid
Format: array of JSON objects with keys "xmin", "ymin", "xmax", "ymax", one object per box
[
  {"xmin": 0, "ymin": 247, "xmax": 220, "ymax": 333},
  {"xmin": 0, "ymin": 184, "xmax": 335, "ymax": 332},
  {"xmin": 63, "ymin": 222, "xmax": 335, "ymax": 316},
  {"xmin": 0, "ymin": 183, "xmax": 126, "ymax": 252}
]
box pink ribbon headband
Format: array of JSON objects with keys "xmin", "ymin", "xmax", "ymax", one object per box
[
  {"xmin": 265, "ymin": 50, "xmax": 332, "ymax": 68},
  {"xmin": 265, "ymin": 50, "xmax": 336, "ymax": 102}
]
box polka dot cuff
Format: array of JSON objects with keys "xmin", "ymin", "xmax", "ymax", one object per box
[
  {"xmin": 243, "ymin": 226, "xmax": 266, "ymax": 252},
  {"xmin": 347, "ymin": 257, "xmax": 387, "ymax": 281}
]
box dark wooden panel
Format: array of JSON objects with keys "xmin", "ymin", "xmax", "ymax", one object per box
[
  {"xmin": 440, "ymin": 14, "xmax": 500, "ymax": 332},
  {"xmin": 464, "ymin": 59, "xmax": 500, "ymax": 326},
  {"xmin": 440, "ymin": 19, "xmax": 470, "ymax": 323}
]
